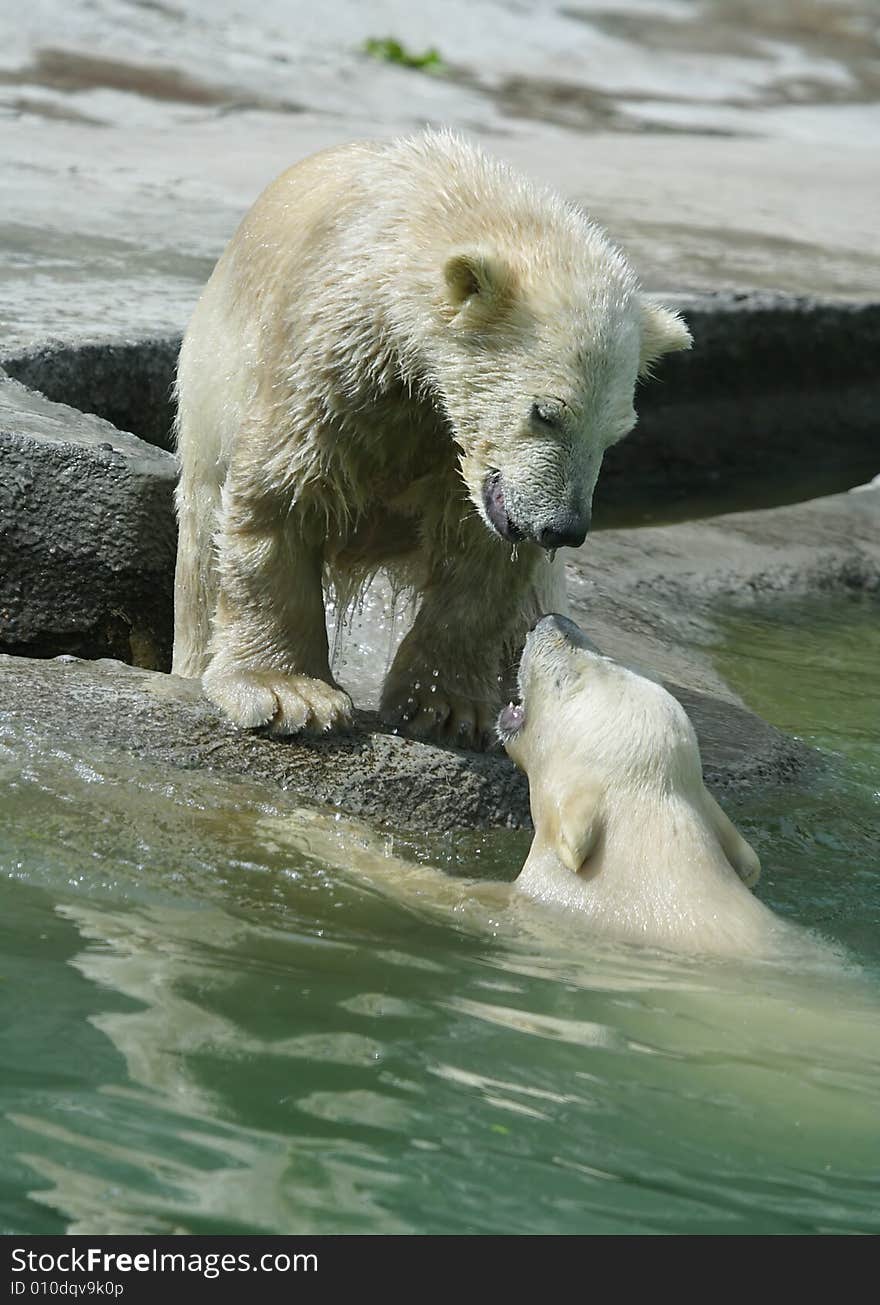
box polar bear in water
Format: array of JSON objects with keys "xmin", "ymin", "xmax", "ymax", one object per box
[
  {"xmin": 259, "ymin": 612, "xmax": 812, "ymax": 959},
  {"xmin": 497, "ymin": 614, "xmax": 791, "ymax": 957}
]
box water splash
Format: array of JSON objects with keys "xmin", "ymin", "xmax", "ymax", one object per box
[{"xmin": 328, "ymin": 573, "xmax": 417, "ymax": 709}]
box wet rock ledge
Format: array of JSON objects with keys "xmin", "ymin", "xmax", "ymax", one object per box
[{"xmin": 0, "ymin": 653, "xmax": 811, "ymax": 832}]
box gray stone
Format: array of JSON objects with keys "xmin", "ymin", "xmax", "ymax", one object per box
[
  {"xmin": 1, "ymin": 5, "xmax": 879, "ymax": 365},
  {"xmin": 566, "ymin": 483, "xmax": 880, "ymax": 705},
  {"xmin": 598, "ymin": 294, "xmax": 880, "ymax": 526},
  {"xmin": 0, "ymin": 653, "xmax": 811, "ymax": 832},
  {"xmin": 0, "ymin": 374, "xmax": 177, "ymax": 667},
  {"xmin": 4, "ymin": 337, "xmax": 180, "ymax": 453}
]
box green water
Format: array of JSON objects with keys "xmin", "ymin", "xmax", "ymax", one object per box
[{"xmin": 1, "ymin": 595, "xmax": 878, "ymax": 1235}]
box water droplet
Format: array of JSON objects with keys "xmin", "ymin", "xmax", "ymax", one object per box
[
  {"xmin": 548, "ymin": 548, "xmax": 557, "ymax": 564},
  {"xmin": 511, "ymin": 544, "xmax": 519, "ymax": 563}
]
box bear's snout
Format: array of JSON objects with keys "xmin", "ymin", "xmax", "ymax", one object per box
[
  {"xmin": 483, "ymin": 473, "xmax": 590, "ymax": 549},
  {"xmin": 535, "ymin": 504, "xmax": 591, "ymax": 551}
]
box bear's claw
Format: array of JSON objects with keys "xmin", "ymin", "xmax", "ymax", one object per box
[
  {"xmin": 380, "ymin": 680, "xmax": 499, "ymax": 752},
  {"xmin": 202, "ymin": 664, "xmax": 353, "ymax": 736}
]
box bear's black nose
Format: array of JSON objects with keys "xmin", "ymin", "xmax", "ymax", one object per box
[
  {"xmin": 536, "ymin": 507, "xmax": 591, "ymax": 551},
  {"xmin": 532, "ymin": 613, "xmax": 601, "ymax": 653}
]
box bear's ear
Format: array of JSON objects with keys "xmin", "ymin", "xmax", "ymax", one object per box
[
  {"xmin": 554, "ymin": 783, "xmax": 604, "ymax": 874},
  {"xmin": 639, "ymin": 299, "xmax": 692, "ymax": 377},
  {"xmin": 443, "ymin": 250, "xmax": 512, "ymax": 310}
]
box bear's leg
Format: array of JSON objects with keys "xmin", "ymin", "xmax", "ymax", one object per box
[
  {"xmin": 202, "ymin": 485, "xmax": 353, "ymax": 735},
  {"xmin": 172, "ymin": 474, "xmax": 221, "ymax": 679},
  {"xmin": 381, "ymin": 543, "xmax": 563, "ymax": 750},
  {"xmin": 382, "ymin": 604, "xmax": 500, "ymax": 749}
]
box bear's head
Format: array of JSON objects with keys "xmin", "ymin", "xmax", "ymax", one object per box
[
  {"xmin": 429, "ymin": 246, "xmax": 691, "ymax": 551},
  {"xmin": 496, "ymin": 612, "xmax": 702, "ymax": 874},
  {"xmin": 495, "ymin": 614, "xmax": 777, "ymax": 957}
]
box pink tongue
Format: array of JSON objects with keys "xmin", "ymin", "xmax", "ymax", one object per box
[{"xmin": 499, "ymin": 701, "xmax": 524, "ymax": 732}]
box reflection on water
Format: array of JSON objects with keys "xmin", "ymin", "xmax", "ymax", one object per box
[{"xmin": 1, "ymin": 593, "xmax": 879, "ymax": 1234}]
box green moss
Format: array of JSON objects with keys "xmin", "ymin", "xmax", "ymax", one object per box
[{"xmin": 363, "ymin": 37, "xmax": 445, "ymax": 73}]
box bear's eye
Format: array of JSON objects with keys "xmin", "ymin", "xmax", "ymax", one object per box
[{"xmin": 530, "ymin": 401, "xmax": 563, "ymax": 430}]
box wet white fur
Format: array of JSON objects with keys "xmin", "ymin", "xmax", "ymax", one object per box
[
  {"xmin": 504, "ymin": 622, "xmax": 792, "ymax": 956},
  {"xmin": 173, "ymin": 130, "xmax": 690, "ymax": 744}
]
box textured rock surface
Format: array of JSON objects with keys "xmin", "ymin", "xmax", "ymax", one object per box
[
  {"xmin": 4, "ymin": 337, "xmax": 180, "ymax": 453},
  {"xmin": 0, "ymin": 653, "xmax": 812, "ymax": 832},
  {"xmin": 0, "ymin": 373, "xmax": 177, "ymax": 667},
  {"xmin": 601, "ymin": 294, "xmax": 880, "ymax": 523},
  {"xmin": 2, "ymin": 317, "xmax": 877, "ymax": 680},
  {"xmin": 567, "ymin": 483, "xmax": 880, "ymax": 703},
  {"xmin": 1, "ymin": 7, "xmax": 878, "ymax": 359},
  {"xmin": 3, "ymin": 293, "xmax": 878, "ymax": 527}
]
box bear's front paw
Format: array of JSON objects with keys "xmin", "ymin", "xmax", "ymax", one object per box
[
  {"xmin": 380, "ymin": 676, "xmax": 499, "ymax": 752},
  {"xmin": 203, "ymin": 662, "xmax": 353, "ymax": 736}
]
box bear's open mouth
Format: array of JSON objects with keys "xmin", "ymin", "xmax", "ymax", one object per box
[
  {"xmin": 483, "ymin": 471, "xmax": 525, "ymax": 543},
  {"xmin": 496, "ymin": 698, "xmax": 525, "ymax": 744}
]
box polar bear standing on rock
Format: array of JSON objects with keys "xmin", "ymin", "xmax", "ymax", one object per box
[{"xmin": 173, "ymin": 130, "xmax": 691, "ymax": 747}]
